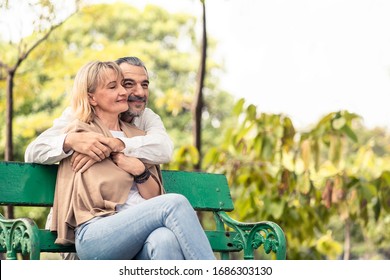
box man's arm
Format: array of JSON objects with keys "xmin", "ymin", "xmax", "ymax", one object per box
[
  {"xmin": 24, "ymin": 107, "xmax": 75, "ymax": 164},
  {"xmin": 119, "ymin": 108, "xmax": 174, "ymax": 164},
  {"xmin": 25, "ymin": 107, "xmax": 172, "ymax": 166},
  {"xmin": 24, "ymin": 107, "xmax": 114, "ymax": 164},
  {"xmin": 70, "ymin": 108, "xmax": 173, "ymax": 173}
]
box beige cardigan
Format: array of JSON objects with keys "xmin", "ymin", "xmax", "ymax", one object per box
[{"xmin": 51, "ymin": 118, "xmax": 164, "ymax": 245}]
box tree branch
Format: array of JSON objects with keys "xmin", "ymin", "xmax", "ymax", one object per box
[{"xmin": 12, "ymin": 9, "xmax": 78, "ymax": 72}]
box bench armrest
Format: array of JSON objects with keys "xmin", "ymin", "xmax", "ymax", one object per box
[
  {"xmin": 0, "ymin": 214, "xmax": 41, "ymax": 260},
  {"xmin": 214, "ymin": 211, "xmax": 286, "ymax": 260}
]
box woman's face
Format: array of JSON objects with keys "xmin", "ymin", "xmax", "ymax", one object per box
[{"xmin": 89, "ymin": 69, "xmax": 129, "ymax": 117}]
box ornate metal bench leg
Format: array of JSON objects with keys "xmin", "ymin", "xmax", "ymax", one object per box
[
  {"xmin": 216, "ymin": 212, "xmax": 287, "ymax": 260},
  {"xmin": 0, "ymin": 214, "xmax": 41, "ymax": 260}
]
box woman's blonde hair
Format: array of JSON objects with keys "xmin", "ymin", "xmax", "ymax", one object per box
[{"xmin": 71, "ymin": 60, "xmax": 123, "ymax": 123}]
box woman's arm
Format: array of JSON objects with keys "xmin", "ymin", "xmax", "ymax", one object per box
[{"xmin": 111, "ymin": 153, "xmax": 161, "ymax": 199}]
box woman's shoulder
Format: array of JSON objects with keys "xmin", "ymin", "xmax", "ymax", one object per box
[
  {"xmin": 65, "ymin": 119, "xmax": 105, "ymax": 134},
  {"xmin": 65, "ymin": 119, "xmax": 90, "ymax": 132},
  {"xmin": 120, "ymin": 120, "xmax": 146, "ymax": 137}
]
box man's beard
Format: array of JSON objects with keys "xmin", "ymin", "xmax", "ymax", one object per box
[
  {"xmin": 120, "ymin": 96, "xmax": 147, "ymax": 122},
  {"xmin": 128, "ymin": 105, "xmax": 145, "ymax": 118}
]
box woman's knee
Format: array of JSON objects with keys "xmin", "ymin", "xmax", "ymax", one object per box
[
  {"xmin": 145, "ymin": 228, "xmax": 184, "ymax": 259},
  {"xmin": 149, "ymin": 228, "xmax": 177, "ymax": 248},
  {"xmin": 164, "ymin": 193, "xmax": 191, "ymax": 208}
]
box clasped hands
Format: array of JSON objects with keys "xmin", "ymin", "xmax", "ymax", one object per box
[{"xmin": 64, "ymin": 132, "xmax": 143, "ymax": 174}]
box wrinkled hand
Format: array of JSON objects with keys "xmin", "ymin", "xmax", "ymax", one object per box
[
  {"xmin": 64, "ymin": 132, "xmax": 111, "ymax": 161},
  {"xmin": 104, "ymin": 137, "xmax": 125, "ymax": 153},
  {"xmin": 64, "ymin": 132, "xmax": 124, "ymax": 162},
  {"xmin": 71, "ymin": 152, "xmax": 98, "ymax": 173},
  {"xmin": 70, "ymin": 136, "xmax": 126, "ymax": 173},
  {"xmin": 111, "ymin": 153, "xmax": 145, "ymax": 176}
]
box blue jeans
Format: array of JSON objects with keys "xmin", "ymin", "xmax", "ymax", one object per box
[{"xmin": 75, "ymin": 193, "xmax": 215, "ymax": 260}]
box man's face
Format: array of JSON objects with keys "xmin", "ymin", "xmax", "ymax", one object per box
[{"xmin": 119, "ymin": 63, "xmax": 149, "ymax": 118}]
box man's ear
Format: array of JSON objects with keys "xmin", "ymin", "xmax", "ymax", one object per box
[{"xmin": 88, "ymin": 93, "xmax": 97, "ymax": 106}]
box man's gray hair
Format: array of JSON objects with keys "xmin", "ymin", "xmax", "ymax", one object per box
[{"xmin": 115, "ymin": 56, "xmax": 148, "ymax": 77}]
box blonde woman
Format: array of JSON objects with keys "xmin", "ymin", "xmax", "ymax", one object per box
[{"xmin": 51, "ymin": 60, "xmax": 214, "ymax": 260}]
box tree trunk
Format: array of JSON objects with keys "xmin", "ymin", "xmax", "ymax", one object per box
[
  {"xmin": 1, "ymin": 1, "xmax": 79, "ymax": 221},
  {"xmin": 192, "ymin": 0, "xmax": 207, "ymax": 171},
  {"xmin": 4, "ymin": 70, "xmax": 15, "ymax": 219},
  {"xmin": 5, "ymin": 70, "xmax": 14, "ymax": 162}
]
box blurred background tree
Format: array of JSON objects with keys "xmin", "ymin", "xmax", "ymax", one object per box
[
  {"xmin": 204, "ymin": 100, "xmax": 390, "ymax": 259},
  {"xmin": 0, "ymin": 0, "xmax": 80, "ymax": 219},
  {"xmin": 1, "ymin": 0, "xmax": 390, "ymax": 259}
]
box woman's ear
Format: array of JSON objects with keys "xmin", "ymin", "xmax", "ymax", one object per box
[{"xmin": 88, "ymin": 93, "xmax": 97, "ymax": 106}]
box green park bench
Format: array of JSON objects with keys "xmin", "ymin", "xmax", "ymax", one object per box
[{"xmin": 0, "ymin": 161, "xmax": 286, "ymax": 260}]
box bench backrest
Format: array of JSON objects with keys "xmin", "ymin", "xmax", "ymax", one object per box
[{"xmin": 0, "ymin": 161, "xmax": 234, "ymax": 211}]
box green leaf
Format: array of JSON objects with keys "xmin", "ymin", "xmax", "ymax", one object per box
[
  {"xmin": 332, "ymin": 117, "xmax": 346, "ymax": 130},
  {"xmin": 318, "ymin": 161, "xmax": 339, "ymax": 177},
  {"xmin": 360, "ymin": 183, "xmax": 377, "ymax": 201},
  {"xmin": 380, "ymin": 185, "xmax": 390, "ymax": 213},
  {"xmin": 233, "ymin": 98, "xmax": 245, "ymax": 116},
  {"xmin": 373, "ymin": 197, "xmax": 381, "ymax": 221},
  {"xmin": 341, "ymin": 124, "xmax": 358, "ymax": 142},
  {"xmin": 269, "ymin": 201, "xmax": 285, "ymax": 219},
  {"xmin": 246, "ymin": 104, "xmax": 257, "ymax": 121},
  {"xmin": 315, "ymin": 231, "xmax": 343, "ymax": 260},
  {"xmin": 298, "ymin": 171, "xmax": 311, "ymax": 194},
  {"xmin": 203, "ymin": 147, "xmax": 219, "ymax": 165}
]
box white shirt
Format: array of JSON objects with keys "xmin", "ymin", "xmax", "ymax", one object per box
[
  {"xmin": 24, "ymin": 107, "xmax": 174, "ymax": 165},
  {"xmin": 110, "ymin": 130, "xmax": 145, "ymax": 211}
]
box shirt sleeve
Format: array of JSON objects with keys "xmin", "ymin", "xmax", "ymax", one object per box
[
  {"xmin": 120, "ymin": 108, "xmax": 174, "ymax": 164},
  {"xmin": 24, "ymin": 107, "xmax": 173, "ymax": 165},
  {"xmin": 24, "ymin": 107, "xmax": 74, "ymax": 164}
]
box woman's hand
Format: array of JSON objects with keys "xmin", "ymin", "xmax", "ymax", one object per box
[
  {"xmin": 71, "ymin": 152, "xmax": 98, "ymax": 173},
  {"xmin": 111, "ymin": 153, "xmax": 161, "ymax": 199},
  {"xmin": 110, "ymin": 153, "xmax": 145, "ymax": 175}
]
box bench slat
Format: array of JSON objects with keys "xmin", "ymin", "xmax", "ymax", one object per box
[
  {"xmin": 162, "ymin": 170, "xmax": 234, "ymax": 211},
  {"xmin": 0, "ymin": 161, "xmax": 287, "ymax": 260},
  {"xmin": 0, "ymin": 229, "xmax": 241, "ymax": 254},
  {"xmin": 0, "ymin": 162, "xmax": 234, "ymax": 211},
  {"xmin": 0, "ymin": 162, "xmax": 57, "ymax": 206},
  {"xmin": 38, "ymin": 230, "xmax": 76, "ymax": 253}
]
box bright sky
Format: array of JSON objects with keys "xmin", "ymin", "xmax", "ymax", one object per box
[
  {"xmin": 3, "ymin": 0, "xmax": 390, "ymax": 130},
  {"xmin": 129, "ymin": 0, "xmax": 390, "ymax": 130}
]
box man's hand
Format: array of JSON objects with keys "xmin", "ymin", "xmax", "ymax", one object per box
[
  {"xmin": 104, "ymin": 137, "xmax": 125, "ymax": 153},
  {"xmin": 71, "ymin": 152, "xmax": 98, "ymax": 173},
  {"xmin": 63, "ymin": 132, "xmax": 112, "ymax": 161},
  {"xmin": 64, "ymin": 132, "xmax": 126, "ymax": 172}
]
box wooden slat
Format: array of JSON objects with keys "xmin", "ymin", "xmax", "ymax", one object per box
[
  {"xmin": 0, "ymin": 161, "xmax": 57, "ymax": 206},
  {"xmin": 0, "ymin": 161, "xmax": 234, "ymax": 211},
  {"xmin": 162, "ymin": 170, "xmax": 234, "ymax": 211},
  {"xmin": 37, "ymin": 230, "xmax": 76, "ymax": 253},
  {"xmin": 0, "ymin": 230, "xmax": 239, "ymax": 254},
  {"xmin": 205, "ymin": 230, "xmax": 241, "ymax": 252}
]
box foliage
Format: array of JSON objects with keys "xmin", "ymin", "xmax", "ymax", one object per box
[
  {"xmin": 0, "ymin": 2, "xmax": 232, "ymax": 163},
  {"xmin": 1, "ymin": 2, "xmax": 390, "ymax": 260},
  {"xmin": 204, "ymin": 98, "xmax": 390, "ymax": 259}
]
